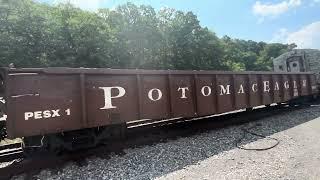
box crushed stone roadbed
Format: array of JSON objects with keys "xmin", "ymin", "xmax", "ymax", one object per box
[{"xmin": 12, "ymin": 105, "xmax": 320, "ymax": 180}]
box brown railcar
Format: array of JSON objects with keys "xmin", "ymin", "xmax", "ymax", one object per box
[{"xmin": 0, "ymin": 68, "xmax": 318, "ymax": 139}]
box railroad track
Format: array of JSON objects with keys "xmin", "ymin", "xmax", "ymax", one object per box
[
  {"xmin": 0, "ymin": 143, "xmax": 23, "ymax": 163},
  {"xmin": 0, "ymin": 104, "xmax": 312, "ymax": 179}
]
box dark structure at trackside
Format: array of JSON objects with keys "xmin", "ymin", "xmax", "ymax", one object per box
[{"xmin": 0, "ymin": 68, "xmax": 318, "ymax": 151}]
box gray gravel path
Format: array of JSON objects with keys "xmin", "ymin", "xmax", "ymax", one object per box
[{"xmin": 12, "ymin": 105, "xmax": 320, "ymax": 180}]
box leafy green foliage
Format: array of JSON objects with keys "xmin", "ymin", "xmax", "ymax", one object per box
[{"xmin": 0, "ymin": 0, "xmax": 296, "ymax": 71}]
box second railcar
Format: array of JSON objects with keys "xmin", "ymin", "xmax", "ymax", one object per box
[{"xmin": 0, "ymin": 68, "xmax": 317, "ymax": 150}]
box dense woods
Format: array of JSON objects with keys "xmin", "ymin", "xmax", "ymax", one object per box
[{"xmin": 0, "ymin": 0, "xmax": 297, "ymax": 71}]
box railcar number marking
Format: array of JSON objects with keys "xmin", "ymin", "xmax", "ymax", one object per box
[{"xmin": 24, "ymin": 108, "xmax": 71, "ymax": 120}]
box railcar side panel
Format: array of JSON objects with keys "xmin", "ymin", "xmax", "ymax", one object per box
[
  {"xmin": 261, "ymin": 75, "xmax": 273, "ymax": 105},
  {"xmin": 310, "ymin": 75, "xmax": 318, "ymax": 94},
  {"xmin": 282, "ymin": 75, "xmax": 291, "ymax": 101},
  {"xmin": 248, "ymin": 75, "xmax": 261, "ymax": 107},
  {"xmin": 6, "ymin": 74, "xmax": 83, "ymax": 137},
  {"xmin": 291, "ymin": 75, "xmax": 299, "ymax": 98},
  {"xmin": 139, "ymin": 75, "xmax": 171, "ymax": 120},
  {"xmin": 272, "ymin": 75, "xmax": 282, "ymax": 103},
  {"xmin": 234, "ymin": 75, "xmax": 248, "ymax": 109},
  {"xmin": 299, "ymin": 74, "xmax": 309, "ymax": 96},
  {"xmin": 85, "ymin": 75, "xmax": 139, "ymax": 128},
  {"xmin": 216, "ymin": 74, "xmax": 234, "ymax": 113},
  {"xmin": 0, "ymin": 68, "xmax": 316, "ymax": 138},
  {"xmin": 169, "ymin": 75, "xmax": 196, "ymax": 118},
  {"xmin": 195, "ymin": 75, "xmax": 217, "ymax": 116}
]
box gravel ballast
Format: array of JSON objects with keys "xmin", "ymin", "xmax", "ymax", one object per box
[{"xmin": 12, "ymin": 105, "xmax": 320, "ymax": 180}]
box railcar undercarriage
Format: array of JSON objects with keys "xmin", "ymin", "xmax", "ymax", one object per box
[{"xmin": 22, "ymin": 123, "xmax": 127, "ymax": 156}]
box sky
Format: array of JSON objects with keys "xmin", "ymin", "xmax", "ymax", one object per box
[{"xmin": 36, "ymin": 0, "xmax": 320, "ymax": 49}]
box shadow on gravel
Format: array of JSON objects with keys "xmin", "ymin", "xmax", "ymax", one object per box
[{"xmin": 25, "ymin": 102, "xmax": 320, "ymax": 180}]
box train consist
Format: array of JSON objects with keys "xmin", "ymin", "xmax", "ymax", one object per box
[{"xmin": 0, "ymin": 67, "xmax": 318, "ymax": 152}]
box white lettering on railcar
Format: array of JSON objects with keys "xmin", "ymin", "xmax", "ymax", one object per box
[
  {"xmin": 95, "ymin": 78, "xmax": 308, "ymax": 110},
  {"xmin": 43, "ymin": 110, "xmax": 51, "ymax": 118},
  {"xmin": 65, "ymin": 108, "xmax": 71, "ymax": 115},
  {"xmin": 284, "ymin": 81, "xmax": 290, "ymax": 89},
  {"xmin": 293, "ymin": 81, "xmax": 297, "ymax": 89},
  {"xmin": 238, "ymin": 84, "xmax": 244, "ymax": 94},
  {"xmin": 302, "ymin": 80, "xmax": 307, "ymax": 87},
  {"xmin": 252, "ymin": 83, "xmax": 258, "ymax": 92},
  {"xmin": 99, "ymin": 86, "xmax": 126, "ymax": 109},
  {"xmin": 178, "ymin": 87, "xmax": 189, "ymax": 99},
  {"xmin": 294, "ymin": 89, "xmax": 299, "ymax": 96},
  {"xmin": 20, "ymin": 78, "xmax": 311, "ymax": 120},
  {"xmin": 51, "ymin": 109, "xmax": 60, "ymax": 117},
  {"xmin": 148, "ymin": 88, "xmax": 162, "ymax": 101},
  {"xmin": 293, "ymin": 80, "xmax": 299, "ymax": 96},
  {"xmin": 34, "ymin": 111, "xmax": 42, "ymax": 119},
  {"xmin": 219, "ymin": 85, "xmax": 230, "ymax": 95},
  {"xmin": 24, "ymin": 112, "xmax": 33, "ymax": 120},
  {"xmin": 237, "ymin": 84, "xmax": 245, "ymax": 94},
  {"xmin": 274, "ymin": 82, "xmax": 280, "ymax": 91},
  {"xmin": 24, "ymin": 109, "xmax": 67, "ymax": 120},
  {"xmin": 201, "ymin": 86, "xmax": 212, "ymax": 96},
  {"xmin": 263, "ymin": 81, "xmax": 270, "ymax": 92}
]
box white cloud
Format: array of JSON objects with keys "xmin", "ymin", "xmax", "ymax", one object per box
[
  {"xmin": 53, "ymin": 0, "xmax": 107, "ymax": 11},
  {"xmin": 253, "ymin": 0, "xmax": 301, "ymax": 18},
  {"xmin": 286, "ymin": 22, "xmax": 320, "ymax": 49},
  {"xmin": 271, "ymin": 21, "xmax": 320, "ymax": 49},
  {"xmin": 270, "ymin": 28, "xmax": 289, "ymax": 42}
]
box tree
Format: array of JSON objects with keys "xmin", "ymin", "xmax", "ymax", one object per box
[{"xmin": 0, "ymin": 0, "xmax": 296, "ymax": 71}]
